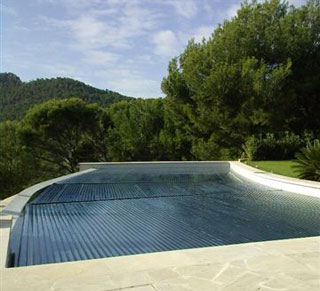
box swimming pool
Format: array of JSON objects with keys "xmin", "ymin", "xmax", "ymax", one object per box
[{"xmin": 7, "ymin": 163, "xmax": 320, "ymax": 267}]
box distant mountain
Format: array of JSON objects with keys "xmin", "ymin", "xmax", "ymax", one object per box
[{"xmin": 0, "ymin": 73, "xmax": 133, "ymax": 121}]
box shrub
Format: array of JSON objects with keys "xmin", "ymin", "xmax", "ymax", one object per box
[
  {"xmin": 242, "ymin": 132, "xmax": 303, "ymax": 161},
  {"xmin": 242, "ymin": 136, "xmax": 258, "ymax": 161},
  {"xmin": 294, "ymin": 140, "xmax": 320, "ymax": 181}
]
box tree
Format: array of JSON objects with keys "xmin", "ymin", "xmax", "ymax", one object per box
[
  {"xmin": 0, "ymin": 121, "xmax": 40, "ymax": 199},
  {"xmin": 161, "ymin": 0, "xmax": 320, "ymax": 160},
  {"xmin": 20, "ymin": 98, "xmax": 111, "ymax": 173},
  {"xmin": 107, "ymin": 99, "xmax": 165, "ymax": 161}
]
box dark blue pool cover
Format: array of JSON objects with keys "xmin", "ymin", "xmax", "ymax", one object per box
[{"xmin": 7, "ymin": 163, "xmax": 320, "ymax": 267}]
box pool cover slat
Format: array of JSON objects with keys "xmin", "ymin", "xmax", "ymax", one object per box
[{"xmin": 31, "ymin": 181, "xmax": 240, "ymax": 204}]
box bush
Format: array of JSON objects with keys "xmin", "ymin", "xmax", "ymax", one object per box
[
  {"xmin": 242, "ymin": 136, "xmax": 259, "ymax": 161},
  {"xmin": 294, "ymin": 140, "xmax": 320, "ymax": 181},
  {"xmin": 242, "ymin": 132, "xmax": 303, "ymax": 161}
]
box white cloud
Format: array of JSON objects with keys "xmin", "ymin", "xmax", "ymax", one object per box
[
  {"xmin": 82, "ymin": 50, "xmax": 120, "ymax": 66},
  {"xmin": 167, "ymin": 0, "xmax": 198, "ymax": 19},
  {"xmin": 226, "ymin": 3, "xmax": 241, "ymax": 19},
  {"xmin": 36, "ymin": 0, "xmax": 104, "ymax": 10},
  {"xmin": 111, "ymin": 78, "xmax": 162, "ymax": 98},
  {"xmin": 70, "ymin": 15, "xmax": 106, "ymax": 46},
  {"xmin": 152, "ymin": 30, "xmax": 179, "ymax": 57},
  {"xmin": 192, "ymin": 26, "xmax": 215, "ymax": 42},
  {"xmin": 44, "ymin": 63, "xmax": 82, "ymax": 76},
  {"xmin": 93, "ymin": 68, "xmax": 162, "ymax": 97},
  {"xmin": 172, "ymin": 25, "xmax": 215, "ymax": 52},
  {"xmin": 43, "ymin": 1, "xmax": 161, "ymax": 51},
  {"xmin": 0, "ymin": 4, "xmax": 18, "ymax": 16},
  {"xmin": 90, "ymin": 8, "xmax": 118, "ymax": 16}
]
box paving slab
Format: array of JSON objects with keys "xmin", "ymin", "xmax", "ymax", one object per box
[{"xmin": 1, "ymin": 236, "xmax": 319, "ymax": 291}]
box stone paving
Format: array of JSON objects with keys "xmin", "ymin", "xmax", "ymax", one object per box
[{"xmin": 1, "ymin": 236, "xmax": 319, "ymax": 291}]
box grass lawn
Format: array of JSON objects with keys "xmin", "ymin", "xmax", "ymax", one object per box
[{"xmin": 246, "ymin": 160, "xmax": 299, "ymax": 178}]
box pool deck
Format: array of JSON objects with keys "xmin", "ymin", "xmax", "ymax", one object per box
[{"xmin": 1, "ymin": 233, "xmax": 319, "ymax": 291}]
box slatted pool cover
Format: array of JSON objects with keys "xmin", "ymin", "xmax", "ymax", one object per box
[{"xmin": 8, "ymin": 163, "xmax": 320, "ymax": 267}]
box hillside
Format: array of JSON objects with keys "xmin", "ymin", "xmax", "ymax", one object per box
[{"xmin": 0, "ymin": 73, "xmax": 133, "ymax": 121}]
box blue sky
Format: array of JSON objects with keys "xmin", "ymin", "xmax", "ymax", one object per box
[{"xmin": 1, "ymin": 0, "xmax": 306, "ymax": 97}]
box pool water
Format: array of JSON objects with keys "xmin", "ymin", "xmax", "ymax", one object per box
[{"xmin": 7, "ymin": 163, "xmax": 320, "ymax": 267}]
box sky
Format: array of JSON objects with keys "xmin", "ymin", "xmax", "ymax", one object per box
[{"xmin": 1, "ymin": 0, "xmax": 307, "ymax": 98}]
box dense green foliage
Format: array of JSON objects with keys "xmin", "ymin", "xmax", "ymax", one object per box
[
  {"xmin": 0, "ymin": 73, "xmax": 132, "ymax": 121},
  {"xmin": 161, "ymin": 0, "xmax": 320, "ymax": 160},
  {"xmin": 107, "ymin": 99, "xmax": 166, "ymax": 161},
  {"xmin": 1, "ymin": 0, "xmax": 320, "ymax": 199},
  {"xmin": 20, "ymin": 98, "xmax": 111, "ymax": 173},
  {"xmin": 0, "ymin": 121, "xmax": 46, "ymax": 199},
  {"xmin": 294, "ymin": 140, "xmax": 320, "ymax": 181},
  {"xmin": 242, "ymin": 132, "xmax": 304, "ymax": 161}
]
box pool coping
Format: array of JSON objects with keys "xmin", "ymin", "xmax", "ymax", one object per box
[
  {"xmin": 0, "ymin": 168, "xmax": 96, "ymax": 221},
  {"xmin": 229, "ymin": 161, "xmax": 320, "ymax": 198}
]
